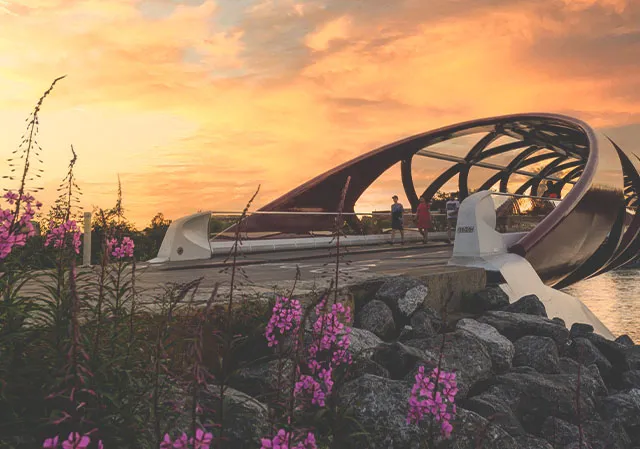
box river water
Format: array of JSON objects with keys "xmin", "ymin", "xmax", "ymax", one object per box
[{"xmin": 563, "ymin": 268, "xmax": 640, "ymax": 341}]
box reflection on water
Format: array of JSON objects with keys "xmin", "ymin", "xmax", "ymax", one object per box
[{"xmin": 562, "ymin": 269, "xmax": 640, "ymax": 341}]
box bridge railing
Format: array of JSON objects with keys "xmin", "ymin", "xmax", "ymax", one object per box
[
  {"xmin": 208, "ymin": 210, "xmax": 449, "ymax": 241},
  {"xmin": 488, "ymin": 192, "xmax": 562, "ymax": 234}
]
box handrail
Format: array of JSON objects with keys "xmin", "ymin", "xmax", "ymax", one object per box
[
  {"xmin": 208, "ymin": 211, "xmax": 448, "ymax": 216},
  {"xmin": 489, "ymin": 192, "xmax": 562, "ymax": 202}
]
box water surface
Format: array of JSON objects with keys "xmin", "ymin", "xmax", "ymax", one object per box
[{"xmin": 563, "ymin": 269, "xmax": 640, "ymax": 341}]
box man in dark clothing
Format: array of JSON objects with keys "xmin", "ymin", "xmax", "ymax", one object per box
[{"xmin": 390, "ymin": 195, "xmax": 404, "ymax": 244}]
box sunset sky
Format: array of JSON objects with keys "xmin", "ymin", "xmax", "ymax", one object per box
[{"xmin": 1, "ymin": 0, "xmax": 639, "ymax": 228}]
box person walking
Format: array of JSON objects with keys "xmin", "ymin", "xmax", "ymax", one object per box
[
  {"xmin": 390, "ymin": 195, "xmax": 404, "ymax": 244},
  {"xmin": 416, "ymin": 196, "xmax": 431, "ymax": 244},
  {"xmin": 445, "ymin": 194, "xmax": 460, "ymax": 243}
]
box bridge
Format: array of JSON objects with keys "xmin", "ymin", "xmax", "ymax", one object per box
[{"xmin": 148, "ymin": 113, "xmax": 639, "ymax": 338}]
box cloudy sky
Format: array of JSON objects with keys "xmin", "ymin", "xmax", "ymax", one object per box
[{"xmin": 0, "ymin": 0, "xmax": 639, "ymax": 227}]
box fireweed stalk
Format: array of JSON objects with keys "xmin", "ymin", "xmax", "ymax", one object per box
[
  {"xmin": 407, "ymin": 290, "xmax": 458, "ymax": 442},
  {"xmin": 262, "ymin": 291, "xmax": 352, "ymax": 447}
]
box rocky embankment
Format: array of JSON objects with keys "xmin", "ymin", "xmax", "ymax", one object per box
[{"xmin": 207, "ymin": 277, "xmax": 640, "ymax": 449}]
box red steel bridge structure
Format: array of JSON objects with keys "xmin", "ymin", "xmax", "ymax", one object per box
[{"xmin": 240, "ymin": 113, "xmax": 639, "ymax": 289}]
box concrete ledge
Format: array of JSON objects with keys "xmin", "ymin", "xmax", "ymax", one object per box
[{"xmin": 400, "ymin": 265, "xmax": 487, "ymax": 313}]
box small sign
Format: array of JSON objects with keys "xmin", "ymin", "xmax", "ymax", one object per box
[{"xmin": 457, "ymin": 225, "xmax": 475, "ymax": 234}]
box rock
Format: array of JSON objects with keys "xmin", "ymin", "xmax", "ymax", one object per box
[
  {"xmin": 566, "ymin": 338, "xmax": 612, "ymax": 378},
  {"xmin": 540, "ymin": 417, "xmax": 581, "ymax": 449},
  {"xmin": 502, "ymin": 294, "xmax": 548, "ymax": 317},
  {"xmin": 412, "ymin": 306, "xmax": 444, "ymax": 333},
  {"xmin": 515, "ymin": 435, "xmax": 554, "ymax": 449},
  {"xmin": 460, "ymin": 286, "xmax": 509, "ymax": 314},
  {"xmin": 559, "ymin": 357, "xmax": 582, "ymax": 374},
  {"xmin": 229, "ymin": 359, "xmax": 294, "ymax": 399},
  {"xmin": 461, "ymin": 393, "xmax": 524, "ymax": 436},
  {"xmin": 585, "ymin": 333, "xmax": 630, "ymax": 371},
  {"xmin": 570, "ymin": 322, "xmax": 594, "ymax": 338},
  {"xmin": 371, "ymin": 341, "xmax": 435, "ymax": 380},
  {"xmin": 356, "ymin": 300, "xmax": 396, "ymax": 340},
  {"xmin": 375, "ymin": 276, "xmax": 429, "ymax": 323},
  {"xmin": 513, "ymin": 335, "xmax": 561, "ymax": 374},
  {"xmin": 433, "ymin": 408, "xmax": 521, "ymax": 449},
  {"xmin": 477, "ymin": 311, "xmax": 570, "ymax": 347},
  {"xmin": 557, "ymin": 359, "xmax": 608, "ymax": 397},
  {"xmin": 552, "ymin": 317, "xmax": 566, "ymax": 327},
  {"xmin": 456, "ymin": 318, "xmax": 514, "ymax": 373},
  {"xmin": 485, "ymin": 371, "xmax": 607, "ymax": 433},
  {"xmin": 398, "ymin": 325, "xmax": 416, "ymax": 341},
  {"xmin": 616, "ymin": 334, "xmax": 635, "ymax": 347},
  {"xmin": 344, "ymin": 358, "xmax": 390, "ymax": 381},
  {"xmin": 620, "ymin": 370, "xmax": 640, "ymax": 390},
  {"xmin": 335, "ymin": 374, "xmax": 427, "ymax": 448},
  {"xmin": 599, "ymin": 389, "xmax": 640, "ymax": 428},
  {"xmin": 410, "ymin": 307, "xmax": 439, "ymax": 336},
  {"xmin": 563, "ymin": 443, "xmax": 593, "ymax": 449},
  {"xmin": 346, "ymin": 327, "xmax": 383, "ymax": 359},
  {"xmin": 200, "ymin": 386, "xmax": 269, "ymax": 449},
  {"xmin": 583, "ymin": 419, "xmax": 632, "ymax": 449},
  {"xmin": 403, "ymin": 330, "xmax": 492, "ymax": 399}
]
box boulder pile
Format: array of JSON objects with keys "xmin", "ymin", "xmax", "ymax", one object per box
[{"xmin": 205, "ymin": 276, "xmax": 640, "ymax": 448}]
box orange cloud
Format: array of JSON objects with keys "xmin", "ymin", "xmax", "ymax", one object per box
[{"xmin": 0, "ymin": 0, "xmax": 638, "ymax": 228}]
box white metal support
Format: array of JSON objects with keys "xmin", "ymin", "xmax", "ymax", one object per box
[{"xmin": 448, "ymin": 191, "xmax": 614, "ymax": 339}]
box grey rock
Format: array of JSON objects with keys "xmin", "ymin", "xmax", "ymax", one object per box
[
  {"xmin": 200, "ymin": 386, "xmax": 269, "ymax": 449},
  {"xmin": 620, "ymin": 370, "xmax": 640, "ymax": 390},
  {"xmin": 552, "ymin": 317, "xmax": 566, "ymax": 327},
  {"xmin": 615, "ymin": 334, "xmax": 635, "ymax": 347},
  {"xmin": 403, "ymin": 330, "xmax": 492, "ymax": 399},
  {"xmin": 462, "ymin": 393, "xmax": 524, "ymax": 436},
  {"xmin": 566, "ymin": 338, "xmax": 613, "ymax": 378},
  {"xmin": 375, "ymin": 276, "xmax": 429, "ymax": 323},
  {"xmin": 485, "ymin": 371, "xmax": 607, "ymax": 432},
  {"xmin": 456, "ymin": 318, "xmax": 515, "ymax": 373},
  {"xmin": 557, "ymin": 358, "xmax": 608, "ymax": 397},
  {"xmin": 513, "ymin": 335, "xmax": 561, "ymax": 374},
  {"xmin": 583, "ymin": 419, "xmax": 632, "ymax": 449},
  {"xmin": 503, "ymin": 294, "xmax": 548, "ymax": 317},
  {"xmin": 460, "ymin": 286, "xmax": 510, "ymax": 314},
  {"xmin": 433, "ymin": 408, "xmax": 522, "ymax": 449},
  {"xmin": 229, "ymin": 358, "xmax": 294, "ymax": 399},
  {"xmin": 413, "ymin": 306, "xmax": 444, "ymax": 332},
  {"xmin": 344, "ymin": 358, "xmax": 391, "ymax": 381},
  {"xmin": 335, "ymin": 374, "xmax": 427, "ymax": 448},
  {"xmin": 478, "ymin": 311, "xmax": 570, "ymax": 347},
  {"xmin": 356, "ymin": 299, "xmax": 396, "ymax": 340},
  {"xmin": 410, "ymin": 307, "xmax": 440, "ymax": 336},
  {"xmin": 570, "ymin": 322, "xmax": 594, "ymax": 338},
  {"xmin": 372, "ymin": 341, "xmax": 436, "ymax": 380},
  {"xmin": 541, "ymin": 417, "xmax": 582, "ymax": 449},
  {"xmin": 398, "ymin": 325, "xmax": 416, "ymax": 341},
  {"xmin": 515, "ymin": 435, "xmax": 554, "ymax": 449},
  {"xmin": 599, "ymin": 389, "xmax": 640, "ymax": 428},
  {"xmin": 559, "ymin": 357, "xmax": 583, "ymax": 374},
  {"xmin": 563, "ymin": 443, "xmax": 593, "ymax": 449},
  {"xmin": 585, "ymin": 333, "xmax": 631, "ymax": 371},
  {"xmin": 398, "ymin": 285, "xmax": 430, "ymax": 318},
  {"xmin": 346, "ymin": 327, "xmax": 384, "ymax": 358}
]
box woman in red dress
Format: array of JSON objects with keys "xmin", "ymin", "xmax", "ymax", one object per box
[{"xmin": 416, "ymin": 196, "xmax": 432, "ymax": 244}]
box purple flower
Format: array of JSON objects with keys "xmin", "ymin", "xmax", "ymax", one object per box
[
  {"xmin": 45, "ymin": 220, "xmax": 82, "ymax": 253},
  {"xmin": 407, "ymin": 366, "xmax": 458, "ymax": 438},
  {"xmin": 160, "ymin": 434, "xmax": 173, "ymax": 449},
  {"xmin": 107, "ymin": 236, "xmax": 135, "ymax": 259},
  {"xmin": 192, "ymin": 428, "xmax": 213, "ymax": 449},
  {"xmin": 61, "ymin": 433, "xmax": 90, "ymax": 449},
  {"xmin": 42, "ymin": 436, "xmax": 59, "ymax": 448}
]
